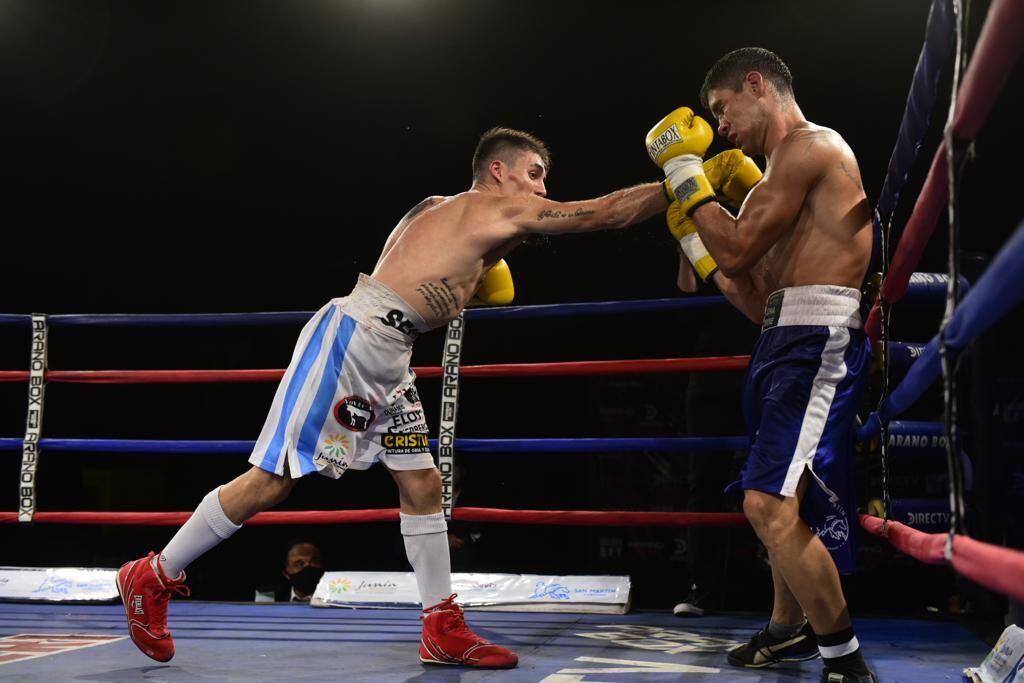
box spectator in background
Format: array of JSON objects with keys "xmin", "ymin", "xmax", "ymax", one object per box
[{"xmin": 256, "ymin": 538, "xmax": 324, "ymax": 602}]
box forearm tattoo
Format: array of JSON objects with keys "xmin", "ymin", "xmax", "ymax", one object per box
[
  {"xmin": 537, "ymin": 208, "xmax": 595, "ymax": 220},
  {"xmin": 415, "ymin": 278, "xmax": 459, "ymax": 318}
]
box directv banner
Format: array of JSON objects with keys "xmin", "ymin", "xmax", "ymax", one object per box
[
  {"xmin": 312, "ymin": 572, "xmax": 630, "ymax": 613},
  {"xmin": 0, "ymin": 567, "xmax": 118, "ymax": 602},
  {"xmin": 891, "ymin": 498, "xmax": 951, "ymax": 532}
]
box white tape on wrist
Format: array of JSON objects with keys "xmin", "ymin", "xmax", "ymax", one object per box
[
  {"xmin": 663, "ymin": 154, "xmax": 704, "ymax": 195},
  {"xmin": 678, "ymin": 231, "xmax": 710, "ymax": 265}
]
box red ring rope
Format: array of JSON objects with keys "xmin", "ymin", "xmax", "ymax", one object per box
[
  {"xmin": 0, "ymin": 357, "xmax": 750, "ymax": 384},
  {"xmin": 860, "ymin": 514, "xmax": 1024, "ymax": 602},
  {"xmin": 0, "ymin": 508, "xmax": 748, "ymax": 527}
]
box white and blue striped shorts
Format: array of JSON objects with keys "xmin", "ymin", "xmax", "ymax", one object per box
[{"xmin": 249, "ymin": 274, "xmax": 435, "ymax": 478}]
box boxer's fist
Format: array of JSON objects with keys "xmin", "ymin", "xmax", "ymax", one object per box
[
  {"xmin": 645, "ymin": 107, "xmax": 714, "ymax": 166},
  {"xmin": 666, "ymin": 201, "xmax": 718, "ymax": 282},
  {"xmin": 469, "ymin": 259, "xmax": 514, "ymax": 306},
  {"xmin": 704, "ymin": 150, "xmax": 762, "ymax": 208},
  {"xmin": 645, "ymin": 107, "xmax": 715, "ymax": 216}
]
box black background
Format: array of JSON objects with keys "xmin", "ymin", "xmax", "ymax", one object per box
[{"xmin": 1, "ymin": 0, "xmax": 1021, "ymax": 613}]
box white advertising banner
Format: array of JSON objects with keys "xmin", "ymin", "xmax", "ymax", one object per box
[
  {"xmin": 312, "ymin": 571, "xmax": 630, "ymax": 614},
  {"xmin": 0, "ymin": 567, "xmax": 118, "ymax": 602},
  {"xmin": 964, "ymin": 624, "xmax": 1024, "ymax": 683}
]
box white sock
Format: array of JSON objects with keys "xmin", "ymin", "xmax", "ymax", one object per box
[
  {"xmin": 400, "ymin": 512, "xmax": 451, "ymax": 609},
  {"xmin": 159, "ymin": 486, "xmax": 241, "ymax": 578}
]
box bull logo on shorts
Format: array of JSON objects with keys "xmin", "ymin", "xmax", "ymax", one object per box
[
  {"xmin": 334, "ymin": 396, "xmax": 376, "ymax": 432},
  {"xmin": 816, "ymin": 513, "xmax": 850, "ymax": 550}
]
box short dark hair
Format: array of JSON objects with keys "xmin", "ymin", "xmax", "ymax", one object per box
[
  {"xmin": 700, "ymin": 47, "xmax": 794, "ymax": 111},
  {"xmin": 471, "ymin": 127, "xmax": 551, "ymax": 182},
  {"xmin": 282, "ymin": 537, "xmax": 321, "ymax": 568}
]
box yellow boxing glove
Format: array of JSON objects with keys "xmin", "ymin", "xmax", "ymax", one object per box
[
  {"xmin": 469, "ymin": 259, "xmax": 514, "ymax": 306},
  {"xmin": 666, "ymin": 201, "xmax": 718, "ymax": 282},
  {"xmin": 644, "ymin": 107, "xmax": 715, "ymax": 216},
  {"xmin": 703, "ymin": 150, "xmax": 762, "ymax": 209}
]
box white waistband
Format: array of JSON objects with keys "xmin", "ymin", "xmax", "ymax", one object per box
[
  {"xmin": 341, "ymin": 274, "xmax": 430, "ymax": 342},
  {"xmin": 762, "ymin": 285, "xmax": 862, "ymax": 330}
]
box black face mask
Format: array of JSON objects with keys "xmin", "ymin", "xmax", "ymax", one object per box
[{"xmin": 286, "ymin": 565, "xmax": 325, "ymax": 597}]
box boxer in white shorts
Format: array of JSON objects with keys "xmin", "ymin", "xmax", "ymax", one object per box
[
  {"xmin": 116, "ymin": 126, "xmax": 672, "ymax": 670},
  {"xmin": 249, "ymin": 274, "xmax": 434, "ymax": 480}
]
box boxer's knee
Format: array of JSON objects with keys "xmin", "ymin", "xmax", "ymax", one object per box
[
  {"xmin": 260, "ymin": 470, "xmax": 296, "ymax": 508},
  {"xmin": 391, "ymin": 467, "xmax": 442, "ymax": 515},
  {"xmin": 743, "ymin": 490, "xmax": 799, "ymax": 550},
  {"xmin": 241, "ymin": 466, "xmax": 296, "ymax": 510},
  {"xmin": 219, "ymin": 466, "xmax": 296, "ymax": 523}
]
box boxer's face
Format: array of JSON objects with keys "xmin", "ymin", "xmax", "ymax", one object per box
[
  {"xmin": 708, "ymin": 80, "xmax": 766, "ymax": 156},
  {"xmin": 502, "ymin": 150, "xmax": 547, "ymax": 197}
]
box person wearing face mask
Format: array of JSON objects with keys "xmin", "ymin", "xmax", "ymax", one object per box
[
  {"xmin": 281, "ymin": 539, "xmax": 325, "ymax": 602},
  {"xmin": 254, "ymin": 538, "xmax": 325, "ymax": 602}
]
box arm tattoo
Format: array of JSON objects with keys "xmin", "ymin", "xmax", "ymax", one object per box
[
  {"xmin": 536, "ymin": 207, "xmax": 596, "ymax": 220},
  {"xmin": 415, "ymin": 278, "xmax": 459, "ymax": 318},
  {"xmin": 400, "ymin": 197, "xmax": 440, "ymax": 223},
  {"xmin": 790, "ymin": 128, "xmax": 819, "ymax": 155},
  {"xmin": 838, "ymin": 161, "xmax": 863, "ymax": 191}
]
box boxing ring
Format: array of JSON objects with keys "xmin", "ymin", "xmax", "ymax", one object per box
[
  {"xmin": 2, "ymin": 0, "xmax": 1022, "ymax": 679},
  {"xmin": 0, "ymin": 603, "xmax": 988, "ymax": 681}
]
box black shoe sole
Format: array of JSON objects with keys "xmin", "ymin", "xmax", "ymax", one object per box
[{"xmin": 727, "ymin": 650, "xmax": 821, "ymax": 668}]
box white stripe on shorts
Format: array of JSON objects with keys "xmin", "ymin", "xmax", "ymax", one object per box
[
  {"xmin": 781, "ymin": 326, "xmax": 850, "ymax": 497},
  {"xmin": 251, "ymin": 302, "xmax": 341, "ymax": 476}
]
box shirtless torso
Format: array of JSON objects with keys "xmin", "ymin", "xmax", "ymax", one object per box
[
  {"xmin": 370, "ymin": 193, "xmax": 522, "ymax": 328},
  {"xmin": 693, "ymin": 116, "xmax": 872, "ymax": 321},
  {"xmin": 370, "ymin": 152, "xmax": 669, "ymax": 329},
  {"xmin": 741, "ymin": 123, "xmax": 871, "ymax": 294}
]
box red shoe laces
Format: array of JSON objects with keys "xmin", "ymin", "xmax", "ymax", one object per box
[
  {"xmin": 149, "ymin": 578, "xmax": 189, "ymax": 631},
  {"xmin": 149, "ymin": 556, "xmax": 190, "ymax": 628},
  {"xmin": 443, "ymin": 605, "xmax": 491, "ymax": 644}
]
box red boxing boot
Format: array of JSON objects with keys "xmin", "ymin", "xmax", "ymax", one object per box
[
  {"xmin": 419, "ymin": 594, "xmax": 518, "ymax": 668},
  {"xmin": 116, "ymin": 552, "xmax": 190, "ymax": 662}
]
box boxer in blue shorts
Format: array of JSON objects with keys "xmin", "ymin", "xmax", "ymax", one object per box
[
  {"xmin": 116, "ymin": 127, "xmax": 672, "ymax": 670},
  {"xmin": 647, "ymin": 47, "xmax": 876, "ymax": 682}
]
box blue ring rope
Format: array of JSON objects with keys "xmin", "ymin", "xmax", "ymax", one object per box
[
  {"xmin": 0, "ymin": 436, "xmax": 748, "ymax": 454},
  {"xmin": 0, "ymin": 276, "xmax": 963, "ymax": 328},
  {"xmin": 859, "ymin": 219, "xmax": 1024, "ymax": 441}
]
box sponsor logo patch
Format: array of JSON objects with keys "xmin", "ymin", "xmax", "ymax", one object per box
[
  {"xmin": 762, "ymin": 289, "xmax": 785, "ymax": 330},
  {"xmin": 333, "ymin": 396, "xmax": 375, "ymax": 432},
  {"xmin": 382, "ymin": 433, "xmax": 429, "ymax": 455},
  {"xmin": 386, "ymin": 409, "xmax": 425, "ymax": 433},
  {"xmin": 814, "ymin": 502, "xmax": 851, "ymax": 550},
  {"xmin": 314, "ymin": 432, "xmax": 352, "ymax": 475},
  {"xmin": 379, "ymin": 309, "xmax": 419, "ymax": 338},
  {"xmin": 322, "ymin": 432, "xmax": 350, "ymax": 459}
]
